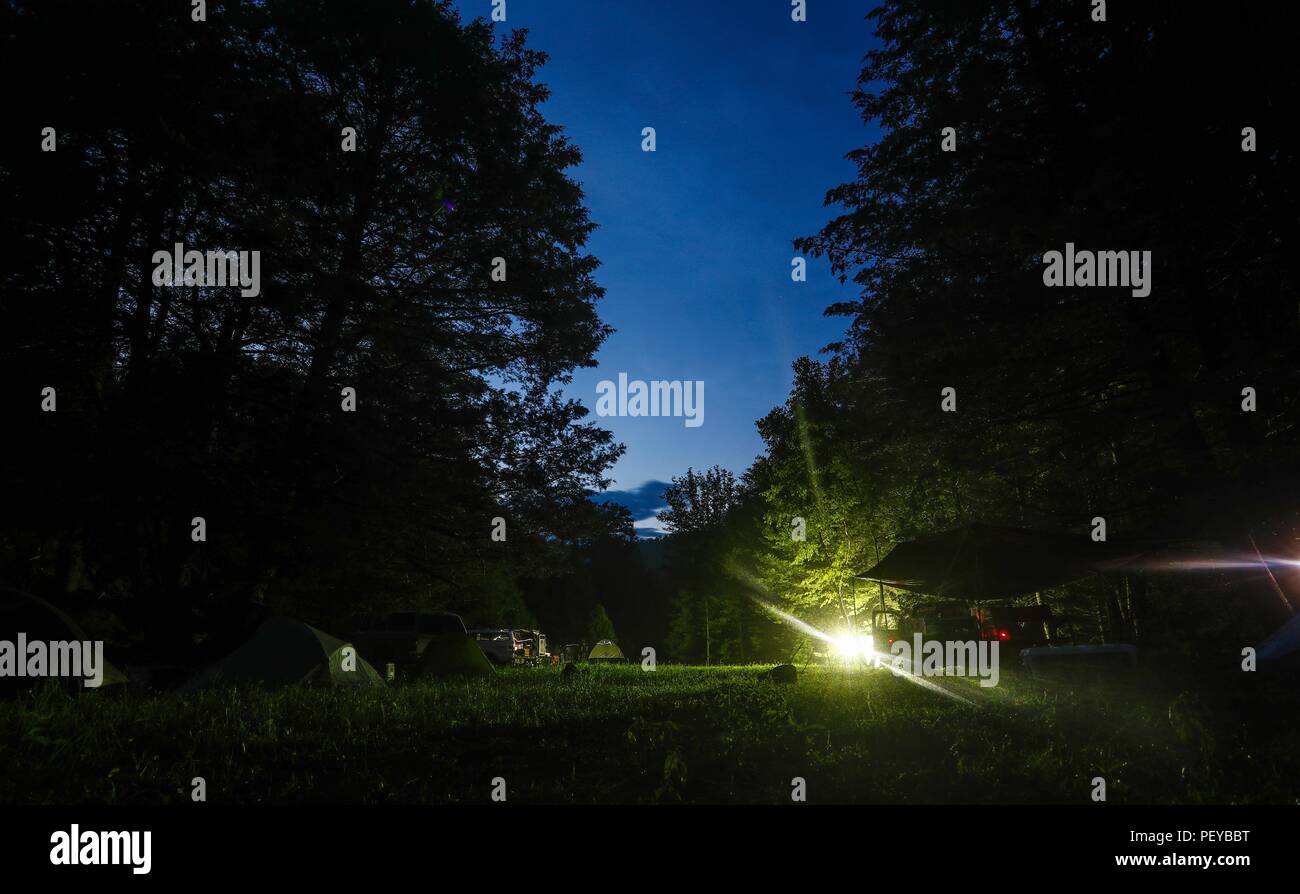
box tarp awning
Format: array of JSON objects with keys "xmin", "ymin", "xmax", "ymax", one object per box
[{"xmin": 855, "ymin": 523, "xmax": 1157, "ymax": 600}]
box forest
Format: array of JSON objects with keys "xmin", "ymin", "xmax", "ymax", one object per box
[
  {"xmin": 3, "ymin": 1, "xmax": 1298, "ymax": 678},
  {"xmin": 646, "ymin": 1, "xmax": 1300, "ymax": 671},
  {"xmin": 1, "ymin": 0, "xmax": 630, "ymax": 662}
]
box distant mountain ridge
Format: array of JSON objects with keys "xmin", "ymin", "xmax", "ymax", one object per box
[{"xmin": 591, "ymin": 480, "xmax": 670, "ymax": 539}]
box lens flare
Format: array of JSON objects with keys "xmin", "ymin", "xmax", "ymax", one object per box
[
  {"xmin": 740, "ymin": 590, "xmax": 830, "ymax": 639},
  {"xmin": 1125, "ymin": 554, "xmax": 1300, "ymax": 571},
  {"xmin": 830, "ymin": 632, "xmax": 874, "ymax": 662},
  {"xmin": 747, "ymin": 593, "xmax": 979, "ymax": 706}
]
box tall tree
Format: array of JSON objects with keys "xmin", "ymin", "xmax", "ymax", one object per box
[
  {"xmin": 659, "ymin": 466, "xmax": 767, "ymax": 662},
  {"xmin": 0, "ymin": 0, "xmax": 623, "ymax": 644},
  {"xmin": 684, "ymin": 1, "xmax": 1300, "ymax": 660},
  {"xmin": 795, "ymin": 0, "xmax": 1299, "ymax": 539}
]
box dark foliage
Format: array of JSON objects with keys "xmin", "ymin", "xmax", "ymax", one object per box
[
  {"xmin": 664, "ymin": 0, "xmax": 1300, "ymax": 662},
  {"xmin": 0, "ymin": 0, "xmax": 625, "ymax": 652}
]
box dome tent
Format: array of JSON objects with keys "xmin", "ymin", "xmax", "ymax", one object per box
[
  {"xmin": 415, "ymin": 631, "xmax": 494, "ymax": 678},
  {"xmin": 588, "ymin": 640, "xmax": 625, "ymax": 663},
  {"xmin": 182, "ymin": 617, "xmax": 384, "ymax": 690},
  {"xmin": 0, "ymin": 588, "xmax": 128, "ymax": 695}
]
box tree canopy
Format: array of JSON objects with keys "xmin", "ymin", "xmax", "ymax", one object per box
[
  {"xmin": 659, "ymin": 0, "xmax": 1300, "ymax": 664},
  {"xmin": 0, "ymin": 0, "xmax": 624, "ymax": 642}
]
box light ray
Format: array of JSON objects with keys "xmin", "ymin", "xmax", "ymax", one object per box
[{"xmin": 747, "ymin": 592, "xmax": 980, "ymax": 707}]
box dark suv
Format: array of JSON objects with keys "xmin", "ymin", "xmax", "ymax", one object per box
[{"xmin": 982, "ymin": 605, "xmax": 1054, "ymax": 649}]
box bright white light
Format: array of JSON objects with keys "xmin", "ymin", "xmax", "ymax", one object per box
[{"xmin": 831, "ymin": 632, "xmax": 874, "ymax": 662}]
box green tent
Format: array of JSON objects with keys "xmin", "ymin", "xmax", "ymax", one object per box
[
  {"xmin": 0, "ymin": 588, "xmax": 128, "ymax": 695},
  {"xmin": 588, "ymin": 640, "xmax": 625, "ymax": 663},
  {"xmin": 415, "ymin": 632, "xmax": 494, "ymax": 678},
  {"xmin": 182, "ymin": 617, "xmax": 384, "ymax": 690}
]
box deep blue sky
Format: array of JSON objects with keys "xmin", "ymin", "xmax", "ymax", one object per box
[{"xmin": 456, "ymin": 1, "xmax": 882, "ymax": 525}]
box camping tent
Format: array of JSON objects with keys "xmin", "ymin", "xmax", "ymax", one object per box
[
  {"xmin": 182, "ymin": 617, "xmax": 384, "ymax": 690},
  {"xmin": 351, "ymin": 610, "xmax": 469, "ymax": 671},
  {"xmin": 1257, "ymin": 612, "xmax": 1300, "ymax": 662},
  {"xmin": 415, "ymin": 632, "xmax": 494, "ymax": 677},
  {"xmin": 856, "ymin": 523, "xmax": 1158, "ymax": 600},
  {"xmin": 0, "ymin": 588, "xmax": 128, "ymax": 694},
  {"xmin": 588, "ymin": 640, "xmax": 625, "ymax": 663}
]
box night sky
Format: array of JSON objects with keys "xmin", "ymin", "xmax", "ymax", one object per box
[{"xmin": 454, "ymin": 1, "xmax": 881, "ymax": 521}]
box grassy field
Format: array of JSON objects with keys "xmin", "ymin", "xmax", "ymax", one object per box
[{"xmin": 2, "ymin": 663, "xmax": 1298, "ymax": 804}]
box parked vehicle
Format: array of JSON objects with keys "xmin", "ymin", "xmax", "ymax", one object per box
[
  {"xmin": 512, "ymin": 629, "xmax": 550, "ymax": 665},
  {"xmin": 879, "ymin": 602, "xmax": 1139, "ymax": 679},
  {"xmin": 980, "ymin": 605, "xmax": 1055, "ymax": 649},
  {"xmin": 468, "ymin": 628, "xmax": 551, "ymax": 665},
  {"xmin": 469, "ymin": 629, "xmax": 516, "ymax": 665},
  {"xmin": 871, "ymin": 608, "xmax": 982, "ymax": 654}
]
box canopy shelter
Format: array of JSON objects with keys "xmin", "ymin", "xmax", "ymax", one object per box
[{"xmin": 855, "ymin": 523, "xmax": 1157, "ymax": 601}]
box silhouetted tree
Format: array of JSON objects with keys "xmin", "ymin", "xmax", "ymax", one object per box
[{"xmin": 0, "ymin": 0, "xmax": 623, "ymax": 648}]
